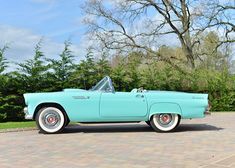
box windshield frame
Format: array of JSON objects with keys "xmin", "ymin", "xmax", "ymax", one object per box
[{"xmin": 90, "ymin": 76, "xmax": 115, "ymax": 92}]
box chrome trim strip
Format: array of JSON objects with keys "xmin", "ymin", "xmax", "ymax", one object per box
[
  {"xmin": 24, "ymin": 107, "xmax": 33, "ymax": 120},
  {"xmin": 25, "ymin": 114, "xmax": 33, "ymax": 120},
  {"xmin": 23, "ymin": 107, "xmax": 28, "ymax": 114},
  {"xmin": 72, "ymin": 96, "xmax": 90, "ymax": 99}
]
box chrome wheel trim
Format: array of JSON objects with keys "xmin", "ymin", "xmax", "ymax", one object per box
[
  {"xmin": 38, "ymin": 107, "xmax": 64, "ymax": 133},
  {"xmin": 153, "ymin": 113, "xmax": 179, "ymax": 131}
]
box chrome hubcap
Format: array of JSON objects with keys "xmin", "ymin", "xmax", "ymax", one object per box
[
  {"xmin": 42, "ymin": 110, "xmax": 61, "ymax": 129},
  {"xmin": 154, "ymin": 113, "xmax": 175, "ymax": 128},
  {"xmin": 159, "ymin": 114, "xmax": 172, "ymax": 125},
  {"xmin": 45, "ymin": 114, "xmax": 58, "ymax": 125}
]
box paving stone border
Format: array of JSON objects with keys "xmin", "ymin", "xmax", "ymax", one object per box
[
  {"xmin": 0, "ymin": 127, "xmax": 37, "ymax": 133},
  {"xmin": 0, "ymin": 112, "xmax": 234, "ymax": 133},
  {"xmin": 0, "ymin": 112, "xmax": 235, "ymax": 168}
]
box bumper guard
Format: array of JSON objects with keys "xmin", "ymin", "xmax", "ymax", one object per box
[{"xmin": 24, "ymin": 107, "xmax": 33, "ymax": 120}]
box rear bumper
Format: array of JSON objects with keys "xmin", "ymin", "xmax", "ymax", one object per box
[
  {"xmin": 24, "ymin": 107, "xmax": 33, "ymax": 120},
  {"xmin": 204, "ymin": 101, "xmax": 212, "ymax": 115},
  {"xmin": 204, "ymin": 111, "xmax": 211, "ymax": 115}
]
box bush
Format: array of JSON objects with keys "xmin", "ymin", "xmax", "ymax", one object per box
[
  {"xmin": 0, "ymin": 44, "xmax": 234, "ymax": 122},
  {"xmin": 0, "ymin": 112, "xmax": 7, "ymax": 122},
  {"xmin": 0, "ymin": 94, "xmax": 24, "ymax": 122}
]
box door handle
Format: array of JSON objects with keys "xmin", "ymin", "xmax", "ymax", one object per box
[{"xmin": 136, "ymin": 94, "xmax": 144, "ymax": 98}]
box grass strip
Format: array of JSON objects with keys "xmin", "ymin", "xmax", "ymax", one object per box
[{"xmin": 0, "ymin": 121, "xmax": 36, "ymax": 130}]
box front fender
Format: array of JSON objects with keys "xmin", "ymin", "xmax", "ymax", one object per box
[{"xmin": 148, "ymin": 102, "xmax": 182, "ymax": 120}]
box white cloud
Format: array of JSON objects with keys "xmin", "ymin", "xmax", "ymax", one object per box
[
  {"xmin": 0, "ymin": 25, "xmax": 42, "ymax": 60},
  {"xmin": 0, "ymin": 24, "xmax": 87, "ymax": 71}
]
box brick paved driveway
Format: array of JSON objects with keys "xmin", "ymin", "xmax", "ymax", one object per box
[{"xmin": 0, "ymin": 112, "xmax": 235, "ymax": 168}]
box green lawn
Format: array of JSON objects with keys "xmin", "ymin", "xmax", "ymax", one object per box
[{"xmin": 0, "ymin": 121, "xmax": 36, "ymax": 130}]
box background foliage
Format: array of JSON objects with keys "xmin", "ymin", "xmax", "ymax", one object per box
[{"xmin": 0, "ymin": 32, "xmax": 234, "ymax": 122}]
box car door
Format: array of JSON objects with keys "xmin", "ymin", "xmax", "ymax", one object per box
[
  {"xmin": 61, "ymin": 90, "xmax": 101, "ymax": 121},
  {"xmin": 100, "ymin": 91, "xmax": 148, "ymax": 118}
]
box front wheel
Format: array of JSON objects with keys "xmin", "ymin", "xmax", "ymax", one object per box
[
  {"xmin": 36, "ymin": 107, "xmax": 67, "ymax": 134},
  {"xmin": 150, "ymin": 113, "xmax": 180, "ymax": 132}
]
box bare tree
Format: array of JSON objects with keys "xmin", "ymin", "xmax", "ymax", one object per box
[
  {"xmin": 82, "ymin": 0, "xmax": 234, "ymax": 69},
  {"xmin": 192, "ymin": 1, "xmax": 234, "ymax": 49}
]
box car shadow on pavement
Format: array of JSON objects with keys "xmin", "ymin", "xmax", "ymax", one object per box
[
  {"xmin": 175, "ymin": 124, "xmax": 223, "ymax": 132},
  {"xmin": 61, "ymin": 123, "xmax": 223, "ymax": 134},
  {"xmin": 63, "ymin": 124, "xmax": 153, "ymax": 134}
]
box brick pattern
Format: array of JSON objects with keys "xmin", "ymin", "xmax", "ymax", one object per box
[{"xmin": 0, "ymin": 112, "xmax": 235, "ymax": 168}]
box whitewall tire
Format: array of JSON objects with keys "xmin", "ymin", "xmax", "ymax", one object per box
[
  {"xmin": 36, "ymin": 107, "xmax": 67, "ymax": 134},
  {"xmin": 150, "ymin": 113, "xmax": 180, "ymax": 132}
]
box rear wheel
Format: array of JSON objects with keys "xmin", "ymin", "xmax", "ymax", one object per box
[
  {"xmin": 150, "ymin": 113, "xmax": 180, "ymax": 132},
  {"xmin": 36, "ymin": 107, "xmax": 67, "ymax": 134}
]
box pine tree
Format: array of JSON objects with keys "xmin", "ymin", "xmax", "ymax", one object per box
[
  {"xmin": 47, "ymin": 41, "xmax": 75, "ymax": 90},
  {"xmin": 73, "ymin": 48, "xmax": 97, "ymax": 89},
  {"xmin": 96, "ymin": 52, "xmax": 111, "ymax": 80},
  {"xmin": 0, "ymin": 45, "xmax": 8, "ymax": 74},
  {"xmin": 17, "ymin": 40, "xmax": 48, "ymax": 92}
]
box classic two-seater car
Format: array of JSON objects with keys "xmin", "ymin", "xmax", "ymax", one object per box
[{"xmin": 23, "ymin": 76, "xmax": 210, "ymax": 134}]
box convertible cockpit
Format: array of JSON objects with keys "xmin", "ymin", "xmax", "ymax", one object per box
[{"xmin": 91, "ymin": 76, "xmax": 146, "ymax": 93}]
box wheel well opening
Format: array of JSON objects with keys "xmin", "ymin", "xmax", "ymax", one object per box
[{"xmin": 33, "ymin": 103, "xmax": 70, "ymax": 122}]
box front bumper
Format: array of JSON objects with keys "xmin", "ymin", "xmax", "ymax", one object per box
[{"xmin": 24, "ymin": 107, "xmax": 33, "ymax": 120}]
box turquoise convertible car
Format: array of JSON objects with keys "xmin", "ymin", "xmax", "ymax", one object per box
[{"xmin": 24, "ymin": 76, "xmax": 210, "ymax": 134}]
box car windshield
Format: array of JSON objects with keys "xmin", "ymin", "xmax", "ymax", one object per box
[{"xmin": 90, "ymin": 76, "xmax": 114, "ymax": 92}]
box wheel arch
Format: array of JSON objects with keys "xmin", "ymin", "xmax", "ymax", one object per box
[
  {"xmin": 148, "ymin": 102, "xmax": 182, "ymax": 120},
  {"xmin": 33, "ymin": 102, "xmax": 70, "ymax": 122}
]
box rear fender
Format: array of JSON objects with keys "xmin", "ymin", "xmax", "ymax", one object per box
[{"xmin": 148, "ymin": 103, "xmax": 182, "ymax": 120}]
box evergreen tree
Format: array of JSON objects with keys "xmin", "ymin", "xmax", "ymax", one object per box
[
  {"xmin": 96, "ymin": 52, "xmax": 111, "ymax": 80},
  {"xmin": 73, "ymin": 48, "xmax": 97, "ymax": 89},
  {"xmin": 0, "ymin": 45, "xmax": 8, "ymax": 74},
  {"xmin": 17, "ymin": 40, "xmax": 48, "ymax": 92},
  {"xmin": 0, "ymin": 45, "xmax": 23, "ymax": 122},
  {"xmin": 47, "ymin": 41, "xmax": 75, "ymax": 90},
  {"xmin": 110, "ymin": 55, "xmax": 127, "ymax": 91},
  {"xmin": 0, "ymin": 46, "xmax": 9, "ymax": 121},
  {"xmin": 124, "ymin": 52, "xmax": 142, "ymax": 90}
]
